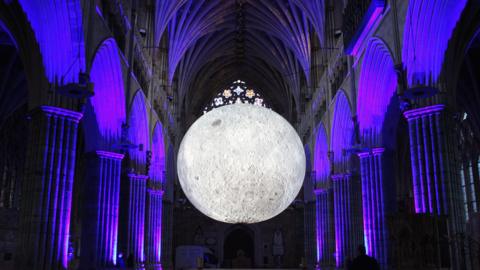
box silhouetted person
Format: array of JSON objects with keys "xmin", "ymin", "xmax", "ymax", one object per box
[
  {"xmin": 117, "ymin": 252, "xmax": 126, "ymax": 269},
  {"xmin": 349, "ymin": 245, "xmax": 380, "ymax": 270}
]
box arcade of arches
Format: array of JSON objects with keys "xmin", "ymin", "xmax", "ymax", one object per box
[{"xmin": 0, "ymin": 0, "xmax": 479, "ymax": 269}]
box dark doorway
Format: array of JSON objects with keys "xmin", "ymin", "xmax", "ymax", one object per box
[{"xmin": 223, "ymin": 227, "xmax": 254, "ymax": 268}]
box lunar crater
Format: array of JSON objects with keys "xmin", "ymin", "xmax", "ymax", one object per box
[{"xmin": 177, "ymin": 104, "xmax": 305, "ymax": 223}]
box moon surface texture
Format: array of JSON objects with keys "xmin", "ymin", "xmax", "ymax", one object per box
[{"xmin": 177, "ymin": 104, "xmax": 306, "ymax": 223}]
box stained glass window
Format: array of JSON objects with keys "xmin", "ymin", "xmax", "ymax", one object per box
[{"xmin": 203, "ymin": 80, "xmax": 267, "ymax": 113}]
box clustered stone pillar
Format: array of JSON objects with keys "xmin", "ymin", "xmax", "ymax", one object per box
[
  {"xmin": 126, "ymin": 173, "xmax": 148, "ymax": 267},
  {"xmin": 314, "ymin": 187, "xmax": 334, "ymax": 268},
  {"xmin": 80, "ymin": 150, "xmax": 124, "ymax": 269},
  {"xmin": 358, "ymin": 148, "xmax": 387, "ymax": 268},
  {"xmin": 16, "ymin": 106, "xmax": 83, "ymax": 270},
  {"xmin": 332, "ymin": 173, "xmax": 363, "ymax": 267},
  {"xmin": 145, "ymin": 188, "xmax": 164, "ymax": 269},
  {"xmin": 403, "ymin": 105, "xmax": 448, "ymax": 214}
]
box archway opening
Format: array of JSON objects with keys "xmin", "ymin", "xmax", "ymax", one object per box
[
  {"xmin": 456, "ymin": 29, "xmax": 480, "ymax": 224},
  {"xmin": 223, "ymin": 227, "xmax": 254, "ymax": 268},
  {"xmin": 0, "ymin": 19, "xmax": 28, "ymax": 270}
]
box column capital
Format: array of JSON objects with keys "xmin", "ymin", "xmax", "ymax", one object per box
[
  {"xmin": 357, "ymin": 151, "xmax": 371, "ymax": 158},
  {"xmin": 92, "ymin": 150, "xmax": 125, "ymax": 160},
  {"xmin": 128, "ymin": 173, "xmax": 149, "ymax": 180},
  {"xmin": 148, "ymin": 188, "xmax": 165, "ymax": 196},
  {"xmin": 372, "ymin": 147, "xmax": 385, "ymax": 155},
  {"xmin": 314, "ymin": 188, "xmax": 328, "ymax": 195},
  {"xmin": 37, "ymin": 106, "xmax": 83, "ymax": 123},
  {"xmin": 403, "ymin": 104, "xmax": 445, "ymax": 120},
  {"xmin": 331, "ymin": 174, "xmax": 344, "ymax": 181}
]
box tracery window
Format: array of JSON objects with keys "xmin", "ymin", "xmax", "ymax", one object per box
[
  {"xmin": 203, "ymin": 80, "xmax": 267, "ymax": 113},
  {"xmin": 457, "ymin": 115, "xmax": 480, "ymax": 221}
]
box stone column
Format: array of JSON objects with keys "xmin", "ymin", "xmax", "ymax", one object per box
[
  {"xmin": 332, "ymin": 173, "xmax": 363, "ymax": 267},
  {"xmin": 404, "ymin": 105, "xmax": 448, "ymax": 214},
  {"xmin": 314, "ymin": 187, "xmax": 334, "ymax": 268},
  {"xmin": 80, "ymin": 150, "xmax": 124, "ymax": 269},
  {"xmin": 126, "ymin": 173, "xmax": 148, "ymax": 267},
  {"xmin": 145, "ymin": 188, "xmax": 164, "ymax": 269},
  {"xmin": 358, "ymin": 148, "xmax": 388, "ymax": 268},
  {"xmin": 16, "ymin": 106, "xmax": 82, "ymax": 270},
  {"xmin": 404, "ymin": 104, "xmax": 468, "ymax": 269}
]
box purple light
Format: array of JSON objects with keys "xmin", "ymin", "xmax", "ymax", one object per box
[
  {"xmin": 331, "ymin": 91, "xmax": 354, "ymax": 169},
  {"xmin": 357, "ymin": 38, "xmax": 397, "ymax": 145},
  {"xmin": 150, "ymin": 122, "xmax": 166, "ymax": 185},
  {"xmin": 154, "ymin": 0, "xmax": 187, "ymax": 45},
  {"xmin": 127, "ymin": 173, "xmax": 148, "ymax": 264},
  {"xmin": 403, "ymin": 104, "xmax": 448, "ymax": 214},
  {"xmin": 402, "ymin": 0, "xmax": 467, "ymax": 86},
  {"xmin": 85, "ymin": 38, "xmax": 126, "ymax": 151},
  {"xmin": 403, "ymin": 105, "xmax": 445, "ymax": 119},
  {"xmin": 313, "ymin": 123, "xmax": 334, "ymax": 266},
  {"xmin": 291, "ymin": 0, "xmax": 325, "ymax": 45},
  {"xmin": 330, "ymin": 92, "xmax": 355, "ymax": 267},
  {"xmin": 95, "ymin": 150, "xmax": 125, "ymax": 160},
  {"xmin": 167, "ymin": 0, "xmax": 232, "ymax": 83},
  {"xmin": 314, "ymin": 124, "xmax": 329, "ymax": 183},
  {"xmin": 128, "ymin": 91, "xmax": 150, "ymax": 166},
  {"xmin": 80, "ymin": 150, "xmax": 124, "ymax": 268},
  {"xmin": 332, "ymin": 174, "xmax": 344, "ymax": 267},
  {"xmin": 358, "ymin": 148, "xmax": 387, "ymax": 265},
  {"xmin": 17, "ymin": 0, "xmax": 85, "ymax": 83},
  {"xmin": 345, "ymin": 1, "xmax": 385, "ymax": 56},
  {"xmin": 39, "ymin": 106, "xmax": 83, "ymax": 123}
]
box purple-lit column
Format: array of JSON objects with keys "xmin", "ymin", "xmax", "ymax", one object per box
[
  {"xmin": 16, "ymin": 106, "xmax": 82, "ymax": 270},
  {"xmin": 332, "ymin": 173, "xmax": 363, "ymax": 267},
  {"xmin": 126, "ymin": 173, "xmax": 148, "ymax": 267},
  {"xmin": 358, "ymin": 148, "xmax": 387, "ymax": 268},
  {"xmin": 314, "ymin": 187, "xmax": 334, "ymax": 268},
  {"xmin": 145, "ymin": 188, "xmax": 164, "ymax": 269},
  {"xmin": 80, "ymin": 150, "xmax": 124, "ymax": 269},
  {"xmin": 404, "ymin": 105, "xmax": 448, "ymax": 214}
]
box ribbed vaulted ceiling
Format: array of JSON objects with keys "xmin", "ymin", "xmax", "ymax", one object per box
[{"xmin": 155, "ymin": 0, "xmax": 325, "ymax": 118}]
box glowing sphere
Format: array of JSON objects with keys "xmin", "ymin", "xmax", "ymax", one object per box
[{"xmin": 177, "ymin": 104, "xmax": 305, "ymax": 223}]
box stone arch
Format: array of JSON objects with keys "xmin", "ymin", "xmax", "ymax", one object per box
[
  {"xmin": 83, "ymin": 38, "xmax": 126, "ymax": 152},
  {"xmin": 223, "ymin": 225, "xmax": 256, "ymax": 267},
  {"xmin": 218, "ymin": 224, "xmax": 262, "ymax": 267},
  {"xmin": 314, "ymin": 122, "xmax": 329, "ymax": 182},
  {"xmin": 128, "ymin": 90, "xmax": 150, "ymax": 170},
  {"xmin": 0, "ymin": 1, "xmax": 49, "ymax": 108},
  {"xmin": 447, "ymin": 13, "xmax": 480, "ymax": 227},
  {"xmin": 402, "ymin": 0, "xmax": 467, "ymax": 86},
  {"xmin": 330, "ymin": 90, "xmax": 354, "ymax": 172},
  {"xmin": 443, "ymin": 0, "xmax": 480, "ymax": 104},
  {"xmin": 150, "ymin": 121, "xmax": 166, "ymax": 184},
  {"xmin": 0, "ymin": 20, "xmax": 27, "ymax": 123},
  {"xmin": 17, "ymin": 0, "xmax": 85, "ymax": 84},
  {"xmin": 357, "ymin": 37, "xmax": 398, "ymax": 147},
  {"xmin": 0, "ymin": 16, "xmax": 29, "ymax": 216}
]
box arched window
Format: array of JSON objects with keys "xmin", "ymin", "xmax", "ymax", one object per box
[{"xmin": 203, "ymin": 80, "xmax": 267, "ymax": 113}]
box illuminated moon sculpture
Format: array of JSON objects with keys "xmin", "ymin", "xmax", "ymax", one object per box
[{"xmin": 177, "ymin": 104, "xmax": 306, "ymax": 223}]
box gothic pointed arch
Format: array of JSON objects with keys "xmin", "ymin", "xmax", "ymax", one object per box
[
  {"xmin": 17, "ymin": 0, "xmax": 85, "ymax": 84},
  {"xmin": 128, "ymin": 90, "xmax": 150, "ymax": 170},
  {"xmin": 357, "ymin": 37, "xmax": 398, "ymax": 147},
  {"xmin": 330, "ymin": 90, "xmax": 354, "ymax": 172},
  {"xmin": 150, "ymin": 121, "xmax": 166, "ymax": 185},
  {"xmin": 83, "ymin": 38, "xmax": 126, "ymax": 152},
  {"xmin": 314, "ymin": 122, "xmax": 329, "ymax": 183},
  {"xmin": 403, "ymin": 0, "xmax": 467, "ymax": 87}
]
